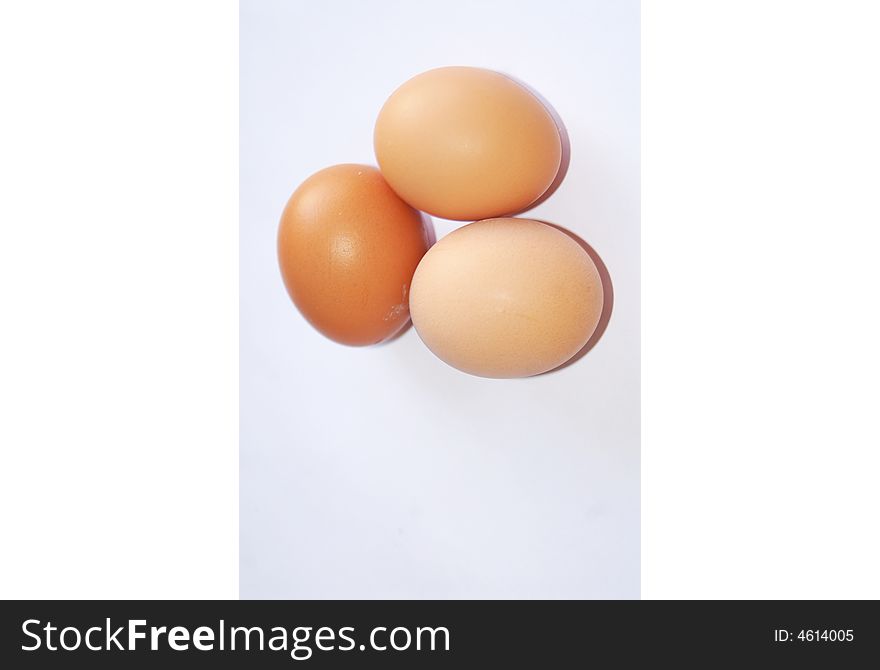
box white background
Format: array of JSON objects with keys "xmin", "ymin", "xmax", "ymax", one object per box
[
  {"xmin": 1, "ymin": 0, "xmax": 878, "ymax": 601},
  {"xmin": 240, "ymin": 0, "xmax": 640, "ymax": 598},
  {"xmin": 643, "ymin": 0, "xmax": 880, "ymax": 599}
]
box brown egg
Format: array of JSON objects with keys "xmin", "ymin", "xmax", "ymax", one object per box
[
  {"xmin": 409, "ymin": 218, "xmax": 603, "ymax": 378},
  {"xmin": 374, "ymin": 67, "xmax": 562, "ymax": 221},
  {"xmin": 278, "ymin": 164, "xmax": 434, "ymax": 346}
]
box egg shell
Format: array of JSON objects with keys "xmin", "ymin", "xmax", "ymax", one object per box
[
  {"xmin": 374, "ymin": 67, "xmax": 562, "ymax": 221},
  {"xmin": 278, "ymin": 164, "xmax": 434, "ymax": 346},
  {"xmin": 409, "ymin": 218, "xmax": 603, "ymax": 378}
]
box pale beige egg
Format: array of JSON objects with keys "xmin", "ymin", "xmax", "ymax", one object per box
[{"xmin": 409, "ymin": 218, "xmax": 603, "ymax": 378}]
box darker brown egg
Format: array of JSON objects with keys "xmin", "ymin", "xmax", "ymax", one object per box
[{"xmin": 278, "ymin": 164, "xmax": 434, "ymax": 346}]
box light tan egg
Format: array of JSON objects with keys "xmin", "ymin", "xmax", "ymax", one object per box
[
  {"xmin": 409, "ymin": 218, "xmax": 603, "ymax": 378},
  {"xmin": 374, "ymin": 67, "xmax": 562, "ymax": 221}
]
